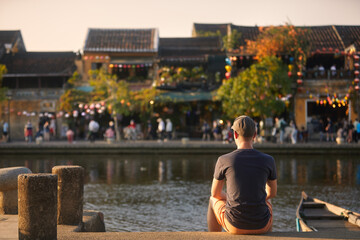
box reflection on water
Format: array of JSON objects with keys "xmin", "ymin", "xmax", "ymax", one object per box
[{"xmin": 1, "ymin": 153, "xmax": 359, "ymax": 232}]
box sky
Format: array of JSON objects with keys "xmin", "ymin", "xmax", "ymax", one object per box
[{"xmin": 1, "ymin": 0, "xmax": 360, "ymax": 52}]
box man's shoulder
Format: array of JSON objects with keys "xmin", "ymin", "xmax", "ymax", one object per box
[{"xmin": 254, "ymin": 149, "xmax": 274, "ymax": 160}]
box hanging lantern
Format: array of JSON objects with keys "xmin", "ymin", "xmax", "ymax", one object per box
[
  {"xmin": 225, "ymin": 65, "xmax": 232, "ymax": 72},
  {"xmin": 354, "ymin": 55, "xmax": 359, "ymax": 61},
  {"xmin": 225, "ymin": 72, "xmax": 231, "ymax": 79},
  {"xmin": 335, "ymin": 49, "xmax": 339, "ymax": 53},
  {"xmin": 297, "ymin": 79, "xmax": 303, "ymax": 85},
  {"xmin": 355, "ymin": 85, "xmax": 360, "ymax": 91},
  {"xmin": 297, "ymin": 72, "xmax": 303, "ymax": 77},
  {"xmin": 288, "ymin": 72, "xmax": 292, "ymax": 77},
  {"xmin": 355, "ymin": 78, "xmax": 359, "ymax": 84},
  {"xmin": 355, "ymin": 63, "xmax": 360, "ymax": 69},
  {"xmin": 355, "ymin": 70, "xmax": 359, "ymax": 76}
]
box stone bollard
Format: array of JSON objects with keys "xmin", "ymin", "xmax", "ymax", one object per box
[
  {"xmin": 18, "ymin": 174, "xmax": 57, "ymax": 240},
  {"xmin": 0, "ymin": 167, "xmax": 32, "ymax": 214},
  {"xmin": 52, "ymin": 165, "xmax": 84, "ymax": 225}
]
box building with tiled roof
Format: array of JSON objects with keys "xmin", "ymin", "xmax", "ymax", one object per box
[
  {"xmin": 192, "ymin": 23, "xmax": 360, "ymax": 54},
  {"xmin": 0, "ymin": 30, "xmax": 78, "ymax": 140},
  {"xmin": 82, "ymin": 28, "xmax": 159, "ymax": 86},
  {"xmin": 193, "ymin": 23, "xmax": 360, "ymax": 137},
  {"xmin": 0, "ymin": 30, "xmax": 26, "ymax": 59},
  {"xmin": 84, "ymin": 28, "xmax": 158, "ymax": 53}
]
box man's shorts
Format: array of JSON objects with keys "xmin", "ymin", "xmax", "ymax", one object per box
[{"xmin": 211, "ymin": 197, "xmax": 273, "ymax": 234}]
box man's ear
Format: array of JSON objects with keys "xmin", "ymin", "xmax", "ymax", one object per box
[{"xmin": 234, "ymin": 131, "xmax": 238, "ymax": 139}]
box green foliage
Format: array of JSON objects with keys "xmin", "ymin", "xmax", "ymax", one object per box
[
  {"xmin": 222, "ymin": 30, "xmax": 242, "ymax": 51},
  {"xmin": 196, "ymin": 30, "xmax": 222, "ymax": 37},
  {"xmin": 217, "ymin": 56, "xmax": 290, "ymax": 119},
  {"xmin": 159, "ymin": 66, "xmax": 207, "ymax": 84},
  {"xmin": 196, "ymin": 29, "xmax": 242, "ymax": 51},
  {"xmin": 89, "ymin": 67, "xmax": 132, "ymax": 116},
  {"xmin": 59, "ymin": 89, "xmax": 91, "ymax": 112},
  {"xmin": 0, "ymin": 64, "xmax": 8, "ymax": 102}
]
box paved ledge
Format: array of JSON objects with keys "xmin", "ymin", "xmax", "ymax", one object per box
[
  {"xmin": 2, "ymin": 212, "xmax": 358, "ymax": 240},
  {"xmin": 57, "ymin": 231, "xmax": 360, "ymax": 240},
  {"xmin": 0, "ymin": 210, "xmax": 105, "ymax": 239},
  {"xmin": 1, "ymin": 140, "xmax": 360, "ymax": 155}
]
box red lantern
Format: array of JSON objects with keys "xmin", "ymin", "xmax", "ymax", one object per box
[
  {"xmin": 355, "ymin": 78, "xmax": 359, "ymax": 84},
  {"xmin": 355, "ymin": 85, "xmax": 360, "ymax": 91},
  {"xmin": 225, "ymin": 72, "xmax": 231, "ymax": 79},
  {"xmin": 355, "ymin": 70, "xmax": 359, "ymax": 76},
  {"xmin": 322, "ymin": 47, "xmax": 326, "ymax": 52},
  {"xmin": 297, "ymin": 87, "xmax": 304, "ymax": 93},
  {"xmin": 288, "ymin": 72, "xmax": 292, "ymax": 77},
  {"xmin": 297, "ymin": 79, "xmax": 303, "ymax": 85},
  {"xmin": 329, "ymin": 47, "xmax": 333, "ymax": 52},
  {"xmin": 355, "ymin": 63, "xmax": 360, "ymax": 69},
  {"xmin": 354, "ymin": 55, "xmax": 360, "ymax": 61},
  {"xmin": 297, "ymin": 72, "xmax": 303, "ymax": 77},
  {"xmin": 335, "ymin": 49, "xmax": 339, "ymax": 53}
]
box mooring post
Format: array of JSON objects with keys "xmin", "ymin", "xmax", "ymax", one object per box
[
  {"xmin": 0, "ymin": 167, "xmax": 32, "ymax": 214},
  {"xmin": 18, "ymin": 173, "xmax": 57, "ymax": 240},
  {"xmin": 52, "ymin": 165, "xmax": 84, "ymax": 225}
]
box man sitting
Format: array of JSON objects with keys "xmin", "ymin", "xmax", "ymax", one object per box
[{"xmin": 207, "ymin": 115, "xmax": 277, "ymax": 234}]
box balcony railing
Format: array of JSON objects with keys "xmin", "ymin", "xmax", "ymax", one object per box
[{"xmin": 303, "ymin": 69, "xmax": 355, "ymax": 80}]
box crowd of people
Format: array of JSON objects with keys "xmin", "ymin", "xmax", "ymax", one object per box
[{"xmin": 2, "ymin": 115, "xmax": 360, "ymax": 145}]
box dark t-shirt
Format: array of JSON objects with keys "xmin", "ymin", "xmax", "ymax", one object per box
[{"xmin": 214, "ymin": 149, "xmax": 277, "ymax": 230}]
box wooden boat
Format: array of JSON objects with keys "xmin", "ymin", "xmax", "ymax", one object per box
[{"xmin": 296, "ymin": 191, "xmax": 360, "ymax": 232}]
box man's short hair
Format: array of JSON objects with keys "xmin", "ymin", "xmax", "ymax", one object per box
[{"xmin": 231, "ymin": 115, "xmax": 256, "ymax": 140}]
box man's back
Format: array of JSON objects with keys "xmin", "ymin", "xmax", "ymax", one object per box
[{"xmin": 214, "ymin": 149, "xmax": 277, "ymax": 230}]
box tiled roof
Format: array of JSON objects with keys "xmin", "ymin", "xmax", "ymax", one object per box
[
  {"xmin": 193, "ymin": 23, "xmax": 229, "ymax": 36},
  {"xmin": 334, "ymin": 25, "xmax": 360, "ymax": 50},
  {"xmin": 193, "ymin": 23, "xmax": 360, "ymax": 53},
  {"xmin": 158, "ymin": 37, "xmax": 224, "ymax": 63},
  {"xmin": 299, "ymin": 26, "xmax": 344, "ymax": 52},
  {"xmin": 1, "ymin": 52, "xmax": 77, "ymax": 76},
  {"xmin": 84, "ymin": 28, "xmax": 158, "ymax": 53},
  {"xmin": 230, "ymin": 25, "xmax": 260, "ymax": 46}
]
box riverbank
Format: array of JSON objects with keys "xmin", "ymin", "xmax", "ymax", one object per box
[{"xmin": 0, "ymin": 140, "xmax": 360, "ymax": 155}]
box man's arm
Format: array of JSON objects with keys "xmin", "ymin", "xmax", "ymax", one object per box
[
  {"xmin": 266, "ymin": 179, "xmax": 277, "ymax": 200},
  {"xmin": 211, "ymin": 178, "xmax": 226, "ymax": 200}
]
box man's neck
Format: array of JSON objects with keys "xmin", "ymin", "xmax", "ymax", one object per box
[{"xmin": 236, "ymin": 141, "xmax": 253, "ymax": 150}]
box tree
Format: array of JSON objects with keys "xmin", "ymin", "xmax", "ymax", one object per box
[
  {"xmin": 59, "ymin": 72, "xmax": 91, "ymax": 112},
  {"xmin": 247, "ymin": 24, "xmax": 310, "ymax": 71},
  {"xmin": 217, "ymin": 56, "xmax": 290, "ymax": 119}
]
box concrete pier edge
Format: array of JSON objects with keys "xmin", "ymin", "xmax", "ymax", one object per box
[{"xmin": 1, "ymin": 140, "xmax": 360, "ymax": 155}]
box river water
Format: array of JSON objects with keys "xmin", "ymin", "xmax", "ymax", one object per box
[{"xmin": 1, "ymin": 153, "xmax": 359, "ymax": 232}]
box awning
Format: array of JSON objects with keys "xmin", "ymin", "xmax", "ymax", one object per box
[
  {"xmin": 75, "ymin": 86, "xmax": 94, "ymax": 92},
  {"xmin": 157, "ymin": 91, "xmax": 217, "ymax": 102},
  {"xmin": 110, "ymin": 57, "xmax": 154, "ymax": 65}
]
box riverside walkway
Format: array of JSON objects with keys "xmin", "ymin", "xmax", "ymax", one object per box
[
  {"xmin": 1, "ymin": 214, "xmax": 359, "ymax": 240},
  {"xmin": 0, "ymin": 139, "xmax": 360, "ymax": 155}
]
